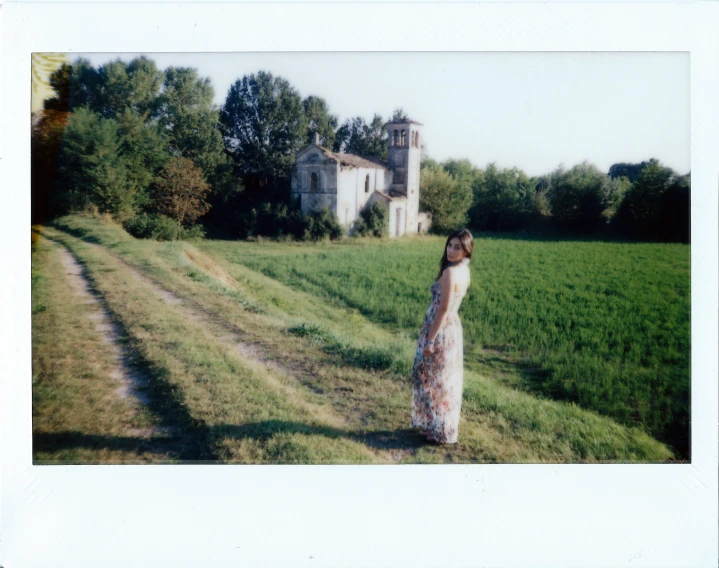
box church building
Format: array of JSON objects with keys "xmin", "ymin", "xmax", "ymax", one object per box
[{"xmin": 290, "ymin": 118, "xmax": 431, "ymax": 237}]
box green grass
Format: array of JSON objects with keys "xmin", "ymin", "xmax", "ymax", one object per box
[
  {"xmin": 31, "ymin": 214, "xmax": 679, "ymax": 463},
  {"xmin": 196, "ymin": 232, "xmax": 690, "ymax": 457},
  {"xmin": 31, "ymin": 229, "xmax": 178, "ymax": 463}
]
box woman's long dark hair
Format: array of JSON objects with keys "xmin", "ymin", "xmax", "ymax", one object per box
[{"xmin": 435, "ymin": 228, "xmax": 474, "ymax": 281}]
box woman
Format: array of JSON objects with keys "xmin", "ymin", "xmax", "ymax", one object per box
[{"xmin": 411, "ymin": 228, "xmax": 473, "ymax": 444}]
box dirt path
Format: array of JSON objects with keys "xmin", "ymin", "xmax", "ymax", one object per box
[
  {"xmin": 54, "ymin": 233, "xmax": 419, "ymax": 462},
  {"xmin": 81, "ymin": 241, "xmax": 354, "ymax": 434},
  {"xmin": 56, "ymin": 244, "xmax": 158, "ymax": 437}
]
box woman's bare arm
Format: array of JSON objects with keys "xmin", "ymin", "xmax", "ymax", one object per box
[{"xmin": 427, "ymin": 267, "xmax": 455, "ymax": 345}]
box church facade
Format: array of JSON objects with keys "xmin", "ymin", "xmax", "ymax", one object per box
[{"xmin": 290, "ymin": 118, "xmax": 431, "ymax": 238}]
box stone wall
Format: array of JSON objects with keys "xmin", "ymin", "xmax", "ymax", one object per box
[{"xmin": 290, "ymin": 149, "xmax": 339, "ymax": 215}]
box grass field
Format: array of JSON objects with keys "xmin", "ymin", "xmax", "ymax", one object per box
[
  {"xmin": 196, "ymin": 232, "xmax": 691, "ymax": 457},
  {"xmin": 31, "ymin": 214, "xmax": 687, "ymax": 463}
]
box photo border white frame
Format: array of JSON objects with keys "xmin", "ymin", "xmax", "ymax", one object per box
[{"xmin": 2, "ymin": 2, "xmax": 717, "ymax": 566}]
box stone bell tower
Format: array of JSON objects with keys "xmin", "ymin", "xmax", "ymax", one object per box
[{"xmin": 386, "ymin": 118, "xmax": 423, "ymax": 234}]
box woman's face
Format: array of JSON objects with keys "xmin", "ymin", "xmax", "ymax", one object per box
[{"xmin": 446, "ymin": 238, "xmax": 467, "ymax": 262}]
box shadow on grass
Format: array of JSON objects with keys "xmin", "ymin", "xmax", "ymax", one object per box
[
  {"xmin": 287, "ymin": 323, "xmax": 411, "ymax": 378},
  {"xmin": 215, "ymin": 420, "xmax": 428, "ymax": 453},
  {"xmin": 36, "ymin": 232, "xmax": 218, "ymax": 462},
  {"xmin": 32, "ymin": 431, "xmax": 209, "ymax": 463},
  {"xmin": 49, "ymin": 221, "xmax": 108, "ymax": 246},
  {"xmin": 34, "ymin": 422, "xmax": 430, "ymax": 464}
]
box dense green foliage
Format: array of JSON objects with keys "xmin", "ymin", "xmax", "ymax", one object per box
[
  {"xmin": 332, "ymin": 114, "xmax": 388, "ymax": 161},
  {"xmin": 613, "ymin": 159, "xmax": 690, "ymax": 242},
  {"xmin": 303, "ymin": 95, "xmax": 339, "ymax": 148},
  {"xmin": 469, "ymin": 163, "xmax": 533, "ymax": 231},
  {"xmin": 547, "ymin": 162, "xmax": 613, "ymax": 230},
  {"xmin": 219, "ymin": 71, "xmax": 308, "ymax": 204},
  {"xmin": 55, "ymin": 107, "xmax": 168, "ymax": 220},
  {"xmin": 123, "ymin": 212, "xmax": 179, "ymax": 241},
  {"xmin": 202, "ymin": 235, "xmax": 690, "ymax": 457},
  {"xmin": 353, "ymin": 202, "xmax": 388, "ymax": 238},
  {"xmin": 242, "ymin": 203, "xmax": 343, "ymax": 241},
  {"xmin": 419, "ymin": 164, "xmax": 473, "ymax": 233}
]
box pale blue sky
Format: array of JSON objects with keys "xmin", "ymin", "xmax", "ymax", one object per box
[{"xmin": 79, "ymin": 52, "xmax": 690, "ymax": 177}]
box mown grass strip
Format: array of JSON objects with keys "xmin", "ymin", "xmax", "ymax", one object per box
[
  {"xmin": 32, "ymin": 231, "xmax": 178, "ymax": 463},
  {"xmin": 41, "ymin": 225, "xmax": 379, "ymax": 464}
]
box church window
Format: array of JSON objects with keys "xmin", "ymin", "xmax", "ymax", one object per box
[
  {"xmin": 393, "ymin": 129, "xmax": 399, "ymax": 147},
  {"xmin": 311, "ymin": 172, "xmax": 318, "ymax": 193},
  {"xmin": 365, "ymin": 174, "xmax": 370, "ymax": 193},
  {"xmin": 401, "ymin": 130, "xmax": 407, "ymax": 147}
]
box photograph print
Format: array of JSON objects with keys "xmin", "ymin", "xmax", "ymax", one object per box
[{"xmin": 30, "ymin": 51, "xmax": 691, "ymax": 465}]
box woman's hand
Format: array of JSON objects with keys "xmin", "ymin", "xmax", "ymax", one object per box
[{"xmin": 423, "ymin": 341, "xmax": 435, "ymax": 357}]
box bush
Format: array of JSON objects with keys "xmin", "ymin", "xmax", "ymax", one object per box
[
  {"xmin": 179, "ymin": 223, "xmax": 206, "ymax": 240},
  {"xmin": 354, "ymin": 202, "xmax": 388, "ymax": 237},
  {"xmin": 243, "ymin": 202, "xmax": 342, "ymax": 241},
  {"xmin": 123, "ymin": 213, "xmax": 178, "ymax": 241},
  {"xmin": 302, "ymin": 208, "xmax": 343, "ymax": 241}
]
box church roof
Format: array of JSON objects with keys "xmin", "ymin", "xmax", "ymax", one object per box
[
  {"xmin": 314, "ymin": 146, "xmax": 389, "ymax": 170},
  {"xmin": 374, "ymin": 190, "xmax": 408, "ymax": 202}
]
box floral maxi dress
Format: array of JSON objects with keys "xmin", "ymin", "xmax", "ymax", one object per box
[{"xmin": 411, "ymin": 265, "xmax": 469, "ymax": 443}]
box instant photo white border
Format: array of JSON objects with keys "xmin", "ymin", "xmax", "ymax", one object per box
[{"xmin": 2, "ymin": 2, "xmax": 718, "ymax": 566}]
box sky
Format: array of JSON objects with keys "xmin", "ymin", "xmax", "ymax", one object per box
[{"xmin": 76, "ymin": 51, "xmax": 690, "ymax": 177}]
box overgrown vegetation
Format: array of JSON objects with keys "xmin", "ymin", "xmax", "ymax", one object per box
[{"xmin": 353, "ymin": 202, "xmax": 388, "ymax": 238}]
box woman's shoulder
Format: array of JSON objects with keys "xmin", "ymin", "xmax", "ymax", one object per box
[
  {"xmin": 447, "ymin": 259, "xmax": 471, "ymax": 276},
  {"xmin": 447, "ymin": 261, "xmax": 471, "ymax": 285}
]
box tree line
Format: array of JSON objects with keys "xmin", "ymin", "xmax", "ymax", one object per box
[
  {"xmin": 421, "ymin": 157, "xmax": 690, "ymax": 242},
  {"xmin": 32, "ymin": 56, "xmax": 690, "ymax": 243}
]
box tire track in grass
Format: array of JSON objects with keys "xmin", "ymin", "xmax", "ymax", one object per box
[
  {"xmin": 69, "ymin": 235, "xmax": 357, "ymax": 442},
  {"xmin": 58, "ymin": 231, "xmax": 423, "ymax": 462},
  {"xmin": 55, "ymin": 243, "xmax": 159, "ymax": 438}
]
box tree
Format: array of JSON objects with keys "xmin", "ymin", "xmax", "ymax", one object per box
[
  {"xmin": 443, "ymin": 159, "xmax": 482, "ymax": 207},
  {"xmin": 94, "ymin": 57, "xmax": 164, "ymax": 120},
  {"xmin": 419, "ymin": 165, "xmax": 473, "ymax": 234},
  {"xmin": 45, "ymin": 59, "xmax": 101, "ymax": 112},
  {"xmin": 56, "ymin": 108, "xmax": 141, "ymax": 220},
  {"xmin": 333, "ymin": 114, "xmax": 387, "ymax": 161},
  {"xmin": 157, "ymin": 67, "xmax": 227, "ymax": 177},
  {"xmin": 303, "ymin": 95, "xmax": 338, "ymax": 148},
  {"xmin": 153, "ymin": 157, "xmax": 211, "ymax": 239},
  {"xmin": 659, "ymin": 174, "xmax": 690, "ymax": 243},
  {"xmin": 468, "ymin": 163, "xmax": 533, "ymax": 231},
  {"xmin": 219, "ymin": 71, "xmax": 308, "ymax": 204},
  {"xmin": 608, "ymin": 161, "xmax": 651, "ymax": 184},
  {"xmin": 115, "ymin": 109, "xmax": 169, "ymax": 203},
  {"xmin": 613, "ymin": 159, "xmax": 684, "ymax": 240},
  {"xmin": 31, "ymin": 108, "xmax": 70, "ymax": 222},
  {"xmin": 391, "ymin": 107, "xmax": 409, "ymax": 121},
  {"xmin": 603, "ymin": 175, "xmax": 632, "ymax": 221},
  {"xmin": 547, "ymin": 161, "xmax": 612, "ymax": 231}
]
